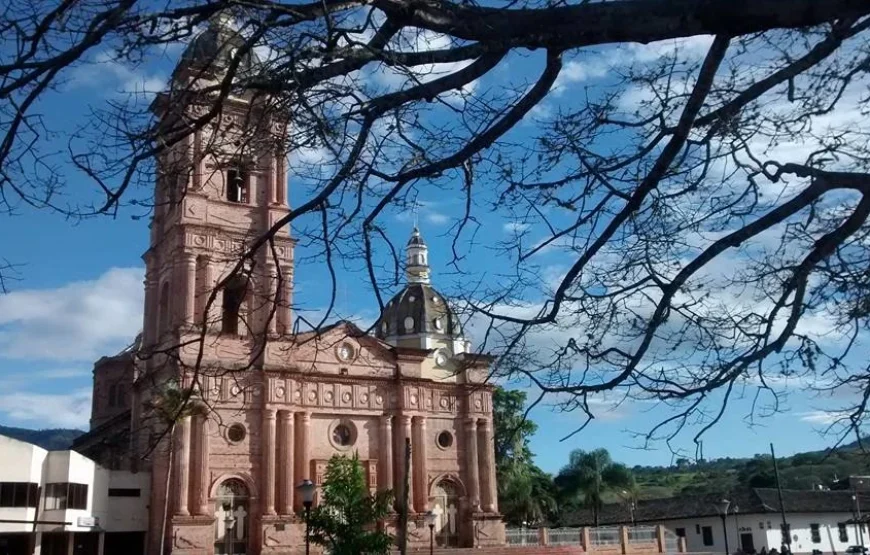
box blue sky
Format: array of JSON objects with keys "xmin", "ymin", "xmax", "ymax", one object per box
[{"xmin": 0, "ymin": 20, "xmax": 864, "ymax": 475}]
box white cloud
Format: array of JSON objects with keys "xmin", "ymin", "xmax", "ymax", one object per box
[
  {"xmin": 0, "ymin": 389, "xmax": 92, "ymax": 429},
  {"xmin": 798, "ymin": 410, "xmax": 846, "ymax": 425},
  {"xmin": 0, "ymin": 368, "xmax": 90, "ymax": 389},
  {"xmin": 0, "ymin": 267, "xmax": 144, "ymax": 361},
  {"xmin": 503, "ymin": 222, "xmax": 530, "ymax": 234},
  {"xmin": 426, "ymin": 212, "xmax": 449, "ymax": 225},
  {"xmin": 551, "ymin": 60, "xmax": 608, "ymax": 95},
  {"xmin": 68, "ymin": 51, "xmax": 165, "ymax": 98}
]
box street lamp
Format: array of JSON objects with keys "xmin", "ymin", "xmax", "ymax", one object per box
[
  {"xmin": 716, "ymin": 499, "xmax": 731, "ymax": 555},
  {"xmin": 424, "ymin": 510, "xmax": 438, "ymax": 555},
  {"xmin": 297, "ymin": 479, "xmax": 316, "ymax": 555}
]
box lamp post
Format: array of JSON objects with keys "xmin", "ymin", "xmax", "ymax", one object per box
[
  {"xmin": 853, "ymin": 493, "xmax": 865, "ymax": 550},
  {"xmin": 425, "ymin": 510, "xmax": 437, "ymax": 555},
  {"xmin": 297, "ymin": 479, "xmax": 316, "ymax": 555},
  {"xmin": 716, "ymin": 499, "xmax": 731, "ymax": 555}
]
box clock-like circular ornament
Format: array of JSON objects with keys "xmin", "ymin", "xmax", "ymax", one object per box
[{"xmin": 337, "ymin": 342, "xmax": 355, "ymax": 362}]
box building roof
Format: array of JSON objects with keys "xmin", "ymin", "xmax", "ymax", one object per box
[
  {"xmin": 179, "ymin": 12, "xmax": 260, "ymax": 74},
  {"xmin": 375, "ymin": 282, "xmax": 462, "ymax": 340},
  {"xmin": 563, "ymin": 489, "xmax": 870, "ymax": 526},
  {"xmin": 375, "ymin": 227, "xmax": 463, "ymax": 342}
]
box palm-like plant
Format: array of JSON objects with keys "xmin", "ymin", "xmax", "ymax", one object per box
[
  {"xmin": 498, "ymin": 460, "xmax": 558, "ymax": 526},
  {"xmin": 145, "ymin": 381, "xmax": 207, "ymax": 555},
  {"xmin": 555, "ymin": 449, "xmax": 635, "ymax": 527}
]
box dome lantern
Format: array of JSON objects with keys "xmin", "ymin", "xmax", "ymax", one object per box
[{"xmin": 406, "ymin": 226, "xmax": 430, "ymax": 284}]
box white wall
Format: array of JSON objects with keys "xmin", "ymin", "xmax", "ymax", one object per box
[
  {"xmin": 658, "ymin": 513, "xmax": 869, "ymax": 555},
  {"xmin": 0, "ymin": 434, "xmax": 150, "ymax": 536},
  {"xmin": 0, "ymin": 436, "xmax": 47, "ymax": 533}
]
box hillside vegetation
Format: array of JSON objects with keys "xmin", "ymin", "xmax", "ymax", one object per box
[
  {"xmin": 632, "ymin": 448, "xmax": 870, "ymax": 499},
  {"xmin": 0, "ymin": 424, "xmax": 84, "ymax": 451}
]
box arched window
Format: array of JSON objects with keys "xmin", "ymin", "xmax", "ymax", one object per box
[
  {"xmin": 215, "ymin": 479, "xmax": 249, "ymax": 555},
  {"xmin": 221, "ymin": 276, "xmax": 248, "ymax": 335},
  {"xmin": 158, "ymin": 282, "xmax": 171, "ymax": 335},
  {"xmin": 226, "ymin": 166, "xmax": 248, "ymax": 204}
]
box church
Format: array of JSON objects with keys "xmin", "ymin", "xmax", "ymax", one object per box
[{"xmin": 72, "ymin": 13, "xmax": 504, "ymax": 555}]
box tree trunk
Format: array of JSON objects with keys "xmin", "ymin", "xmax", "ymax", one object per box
[{"xmin": 160, "ymin": 423, "xmax": 176, "ymax": 555}]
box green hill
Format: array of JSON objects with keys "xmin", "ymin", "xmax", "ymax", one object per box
[
  {"xmin": 633, "ymin": 448, "xmax": 870, "ymax": 499},
  {"xmin": 0, "ymin": 424, "xmax": 84, "ymax": 451}
]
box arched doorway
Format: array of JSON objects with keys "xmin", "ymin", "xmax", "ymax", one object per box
[
  {"xmin": 214, "ymin": 479, "xmax": 249, "ymax": 555},
  {"xmin": 431, "ymin": 480, "xmax": 461, "ymax": 547}
]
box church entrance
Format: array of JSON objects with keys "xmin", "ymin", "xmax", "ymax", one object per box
[
  {"xmin": 214, "ymin": 479, "xmax": 249, "ymax": 555},
  {"xmin": 431, "ymin": 480, "xmax": 460, "ymax": 547}
]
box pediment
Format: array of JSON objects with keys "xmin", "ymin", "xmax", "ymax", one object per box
[{"xmin": 265, "ymin": 320, "xmax": 398, "ymax": 379}]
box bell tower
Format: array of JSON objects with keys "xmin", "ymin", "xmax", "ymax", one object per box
[{"xmin": 141, "ymin": 14, "xmax": 295, "ymax": 358}]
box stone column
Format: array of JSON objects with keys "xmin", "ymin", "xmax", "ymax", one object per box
[
  {"xmin": 277, "ymin": 266, "xmax": 292, "ymax": 334},
  {"xmin": 269, "ymin": 154, "xmax": 278, "ymax": 204},
  {"xmin": 478, "ymin": 418, "xmax": 497, "ymax": 513},
  {"xmin": 277, "ymin": 154, "xmax": 287, "ymax": 205},
  {"xmin": 464, "ymin": 417, "xmax": 480, "ymax": 512},
  {"xmin": 278, "ymin": 410, "xmax": 295, "ymax": 515},
  {"xmin": 143, "ymin": 270, "xmax": 158, "ymax": 346},
  {"xmin": 262, "ymin": 408, "xmax": 277, "ymax": 515},
  {"xmin": 294, "ymin": 412, "xmax": 310, "ymax": 513},
  {"xmin": 413, "ymin": 416, "xmax": 428, "ymax": 512},
  {"xmin": 184, "ymin": 253, "xmax": 197, "ymax": 324},
  {"xmin": 174, "ymin": 416, "xmax": 191, "ymax": 516},
  {"xmin": 403, "ymin": 415, "xmax": 414, "ymax": 512},
  {"xmin": 192, "ymin": 130, "xmax": 202, "ymax": 190},
  {"xmin": 195, "ymin": 415, "xmax": 211, "ymax": 515},
  {"xmin": 203, "ymin": 257, "xmax": 218, "ymax": 330},
  {"xmin": 266, "ymin": 266, "xmax": 278, "ymax": 336},
  {"xmin": 380, "ymin": 415, "xmax": 394, "ymax": 494}
]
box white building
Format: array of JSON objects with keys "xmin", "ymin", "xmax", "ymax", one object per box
[
  {"xmin": 569, "ymin": 489, "xmax": 869, "ymax": 555},
  {"xmin": 0, "ymin": 434, "xmax": 149, "ymax": 555}
]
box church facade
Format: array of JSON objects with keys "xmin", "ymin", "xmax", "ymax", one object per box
[{"xmin": 73, "ymin": 14, "xmax": 503, "ymax": 555}]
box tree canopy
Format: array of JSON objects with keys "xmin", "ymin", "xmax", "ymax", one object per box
[
  {"xmin": 3, "ymin": 0, "xmax": 870, "ymax": 448},
  {"xmin": 307, "ymin": 454, "xmax": 394, "ymax": 555}
]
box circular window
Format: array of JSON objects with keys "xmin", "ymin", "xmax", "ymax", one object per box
[
  {"xmin": 328, "ymin": 420, "xmax": 357, "ymax": 450},
  {"xmin": 437, "ymin": 431, "xmax": 454, "ymax": 449},
  {"xmin": 227, "ymin": 423, "xmax": 246, "ymax": 443},
  {"xmin": 337, "ymin": 342, "xmax": 355, "ymax": 362},
  {"xmin": 403, "ymin": 316, "xmax": 415, "ymax": 332}
]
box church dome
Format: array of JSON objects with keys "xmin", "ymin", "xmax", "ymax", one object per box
[
  {"xmin": 179, "ymin": 12, "xmax": 260, "ymax": 74},
  {"xmin": 375, "ymin": 283, "xmax": 461, "ymax": 340},
  {"xmin": 374, "ymin": 227, "xmax": 463, "ymax": 342}
]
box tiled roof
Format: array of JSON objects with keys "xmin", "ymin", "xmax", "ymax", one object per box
[{"xmin": 562, "ymin": 489, "xmax": 870, "ymax": 526}]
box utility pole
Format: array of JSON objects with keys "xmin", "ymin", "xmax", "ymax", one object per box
[
  {"xmin": 399, "ymin": 437, "xmax": 411, "ymax": 555},
  {"xmin": 771, "ymin": 443, "xmax": 791, "ymax": 555}
]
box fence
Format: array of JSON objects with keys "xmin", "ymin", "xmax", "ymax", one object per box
[
  {"xmin": 502, "ymin": 524, "xmax": 686, "ymax": 553},
  {"xmin": 549, "ymin": 528, "xmax": 585, "ymax": 546},
  {"xmin": 628, "ymin": 526, "xmax": 659, "ymax": 543},
  {"xmin": 505, "ymin": 527, "xmax": 540, "ymax": 546},
  {"xmin": 590, "ymin": 527, "xmax": 622, "ymax": 546}
]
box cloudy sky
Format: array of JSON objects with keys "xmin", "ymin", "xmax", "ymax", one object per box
[{"xmin": 0, "ymin": 17, "xmax": 864, "ymax": 474}]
